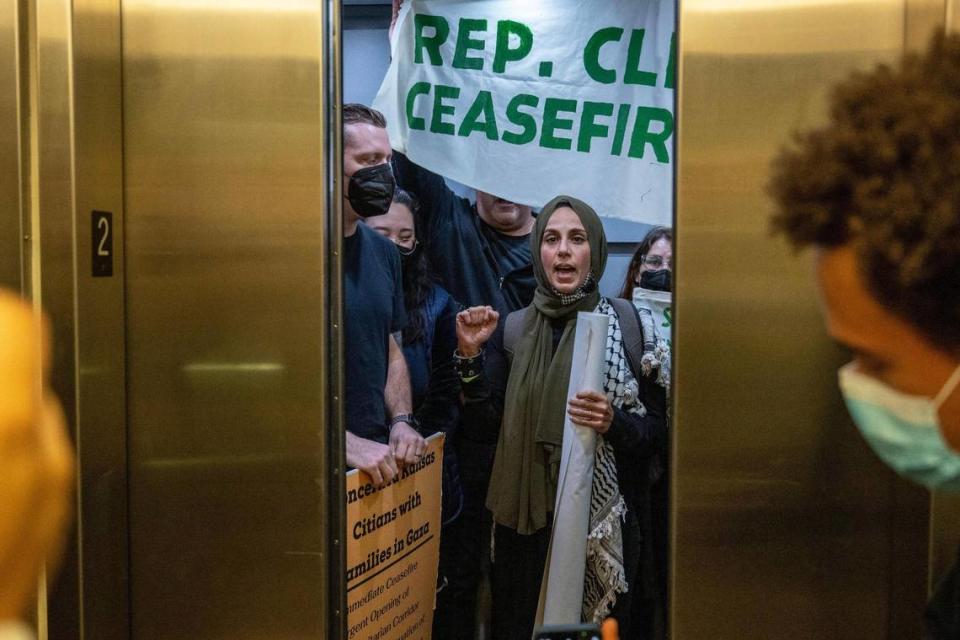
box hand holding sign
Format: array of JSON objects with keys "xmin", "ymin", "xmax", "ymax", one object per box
[
  {"xmin": 346, "ymin": 432, "xmax": 399, "ymax": 486},
  {"xmin": 389, "ymin": 420, "xmax": 427, "ymax": 466}
]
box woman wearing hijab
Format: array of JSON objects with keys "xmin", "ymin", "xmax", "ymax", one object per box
[{"xmin": 454, "ymin": 196, "xmax": 667, "ymax": 639}]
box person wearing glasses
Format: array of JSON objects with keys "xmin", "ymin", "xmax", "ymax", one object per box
[
  {"xmin": 619, "ymin": 226, "xmax": 672, "ymax": 390},
  {"xmin": 367, "ymin": 188, "xmax": 463, "ymax": 522},
  {"xmin": 618, "ymin": 226, "xmax": 673, "ymax": 639},
  {"xmin": 619, "ymin": 227, "xmax": 673, "ymax": 301},
  {"xmin": 367, "ymin": 188, "xmax": 464, "ymax": 635},
  {"xmin": 769, "ymin": 33, "xmax": 960, "ymax": 638}
]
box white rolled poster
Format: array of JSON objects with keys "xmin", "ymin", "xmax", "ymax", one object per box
[{"xmin": 536, "ymin": 311, "xmax": 610, "ymax": 626}]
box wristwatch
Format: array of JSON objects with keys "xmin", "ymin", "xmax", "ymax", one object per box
[{"xmin": 389, "ymin": 413, "xmax": 419, "ymax": 430}]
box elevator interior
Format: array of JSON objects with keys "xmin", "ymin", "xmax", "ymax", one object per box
[{"xmin": 1, "ymin": 0, "xmax": 959, "ymax": 638}]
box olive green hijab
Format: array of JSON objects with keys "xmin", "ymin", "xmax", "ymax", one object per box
[{"xmin": 486, "ymin": 196, "xmax": 608, "ymax": 535}]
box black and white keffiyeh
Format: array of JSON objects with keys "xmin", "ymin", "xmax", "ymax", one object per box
[
  {"xmin": 582, "ymin": 297, "xmax": 647, "ymax": 623},
  {"xmin": 552, "ymin": 274, "xmax": 596, "ymax": 306}
]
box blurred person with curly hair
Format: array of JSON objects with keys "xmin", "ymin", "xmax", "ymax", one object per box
[{"xmin": 769, "ymin": 32, "xmax": 960, "ymax": 638}]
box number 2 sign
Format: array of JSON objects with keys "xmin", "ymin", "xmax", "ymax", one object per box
[{"xmin": 92, "ymin": 210, "xmax": 113, "ymax": 277}]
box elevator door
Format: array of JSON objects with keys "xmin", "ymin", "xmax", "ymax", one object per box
[{"xmin": 122, "ymin": 1, "xmax": 340, "ymax": 637}]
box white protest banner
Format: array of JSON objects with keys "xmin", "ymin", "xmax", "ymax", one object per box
[
  {"xmin": 346, "ymin": 434, "xmax": 443, "ymax": 640},
  {"xmin": 374, "ymin": 0, "xmax": 674, "ymax": 225}
]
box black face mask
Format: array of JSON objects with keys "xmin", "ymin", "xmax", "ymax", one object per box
[
  {"xmin": 347, "ymin": 163, "xmax": 395, "ymax": 218},
  {"xmin": 398, "ymin": 240, "xmax": 420, "ymax": 269},
  {"xmin": 640, "ymin": 268, "xmax": 671, "ymax": 292}
]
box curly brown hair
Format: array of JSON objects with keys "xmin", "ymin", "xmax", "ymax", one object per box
[{"xmin": 768, "ymin": 32, "xmax": 960, "ymax": 351}]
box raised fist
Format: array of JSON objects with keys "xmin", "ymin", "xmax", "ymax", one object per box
[{"xmin": 455, "ymin": 306, "xmax": 500, "ymax": 357}]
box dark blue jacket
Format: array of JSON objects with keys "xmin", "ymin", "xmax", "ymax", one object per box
[
  {"xmin": 404, "ymin": 283, "xmax": 459, "ymax": 429},
  {"xmin": 401, "ymin": 282, "xmax": 463, "ymax": 525},
  {"xmin": 393, "ymin": 153, "xmax": 536, "ymax": 318}
]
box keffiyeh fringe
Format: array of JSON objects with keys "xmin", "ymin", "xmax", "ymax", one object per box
[
  {"xmin": 583, "ymin": 492, "xmax": 629, "ymax": 623},
  {"xmin": 635, "ymin": 304, "xmax": 671, "ymax": 392}
]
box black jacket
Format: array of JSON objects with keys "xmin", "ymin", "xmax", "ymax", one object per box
[
  {"xmin": 393, "ymin": 153, "xmax": 536, "ymax": 317},
  {"xmin": 459, "ymin": 314, "xmax": 668, "ymax": 472}
]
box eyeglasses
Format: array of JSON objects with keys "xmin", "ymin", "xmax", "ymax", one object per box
[{"xmin": 641, "ymin": 255, "xmax": 671, "ymax": 269}]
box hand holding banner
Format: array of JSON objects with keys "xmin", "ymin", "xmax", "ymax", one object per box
[{"xmin": 374, "ymin": 0, "xmax": 675, "ymax": 225}]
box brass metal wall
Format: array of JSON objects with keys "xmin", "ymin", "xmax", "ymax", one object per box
[
  {"xmin": 32, "ymin": 0, "xmax": 87, "ymax": 633},
  {"xmin": 950, "ymin": 0, "xmax": 960, "ymax": 30},
  {"xmin": 69, "ymin": 0, "xmax": 130, "ymax": 636},
  {"xmin": 28, "ymin": 0, "xmax": 149, "ymax": 636},
  {"xmin": 673, "ymin": 1, "xmax": 931, "ymax": 637},
  {"xmin": 121, "ymin": 0, "xmax": 340, "ymax": 637},
  {"xmin": 0, "ymin": 0, "xmax": 22, "ymax": 292},
  {"xmin": 3, "ymin": 0, "xmax": 127, "ymax": 635}
]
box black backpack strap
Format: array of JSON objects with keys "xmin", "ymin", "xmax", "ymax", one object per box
[
  {"xmin": 609, "ymin": 297, "xmax": 646, "ymax": 378},
  {"xmin": 503, "ymin": 306, "xmax": 532, "ymax": 358}
]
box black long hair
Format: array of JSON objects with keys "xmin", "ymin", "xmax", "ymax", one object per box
[{"xmin": 393, "ymin": 188, "xmax": 436, "ymax": 346}]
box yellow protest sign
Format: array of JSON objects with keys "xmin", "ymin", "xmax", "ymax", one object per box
[{"xmin": 346, "ymin": 434, "xmax": 443, "ymax": 640}]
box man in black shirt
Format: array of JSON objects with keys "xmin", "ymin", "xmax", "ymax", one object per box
[
  {"xmin": 342, "ymin": 104, "xmax": 425, "ymax": 485},
  {"xmin": 393, "ymin": 155, "xmax": 535, "ymax": 317}
]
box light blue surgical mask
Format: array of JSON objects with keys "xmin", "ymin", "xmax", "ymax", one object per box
[{"xmin": 838, "ymin": 362, "xmax": 960, "ymax": 490}]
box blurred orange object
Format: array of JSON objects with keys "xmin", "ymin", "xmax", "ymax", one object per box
[
  {"xmin": 0, "ymin": 291, "xmax": 74, "ymax": 621},
  {"xmin": 601, "ymin": 618, "xmax": 619, "ymax": 640}
]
